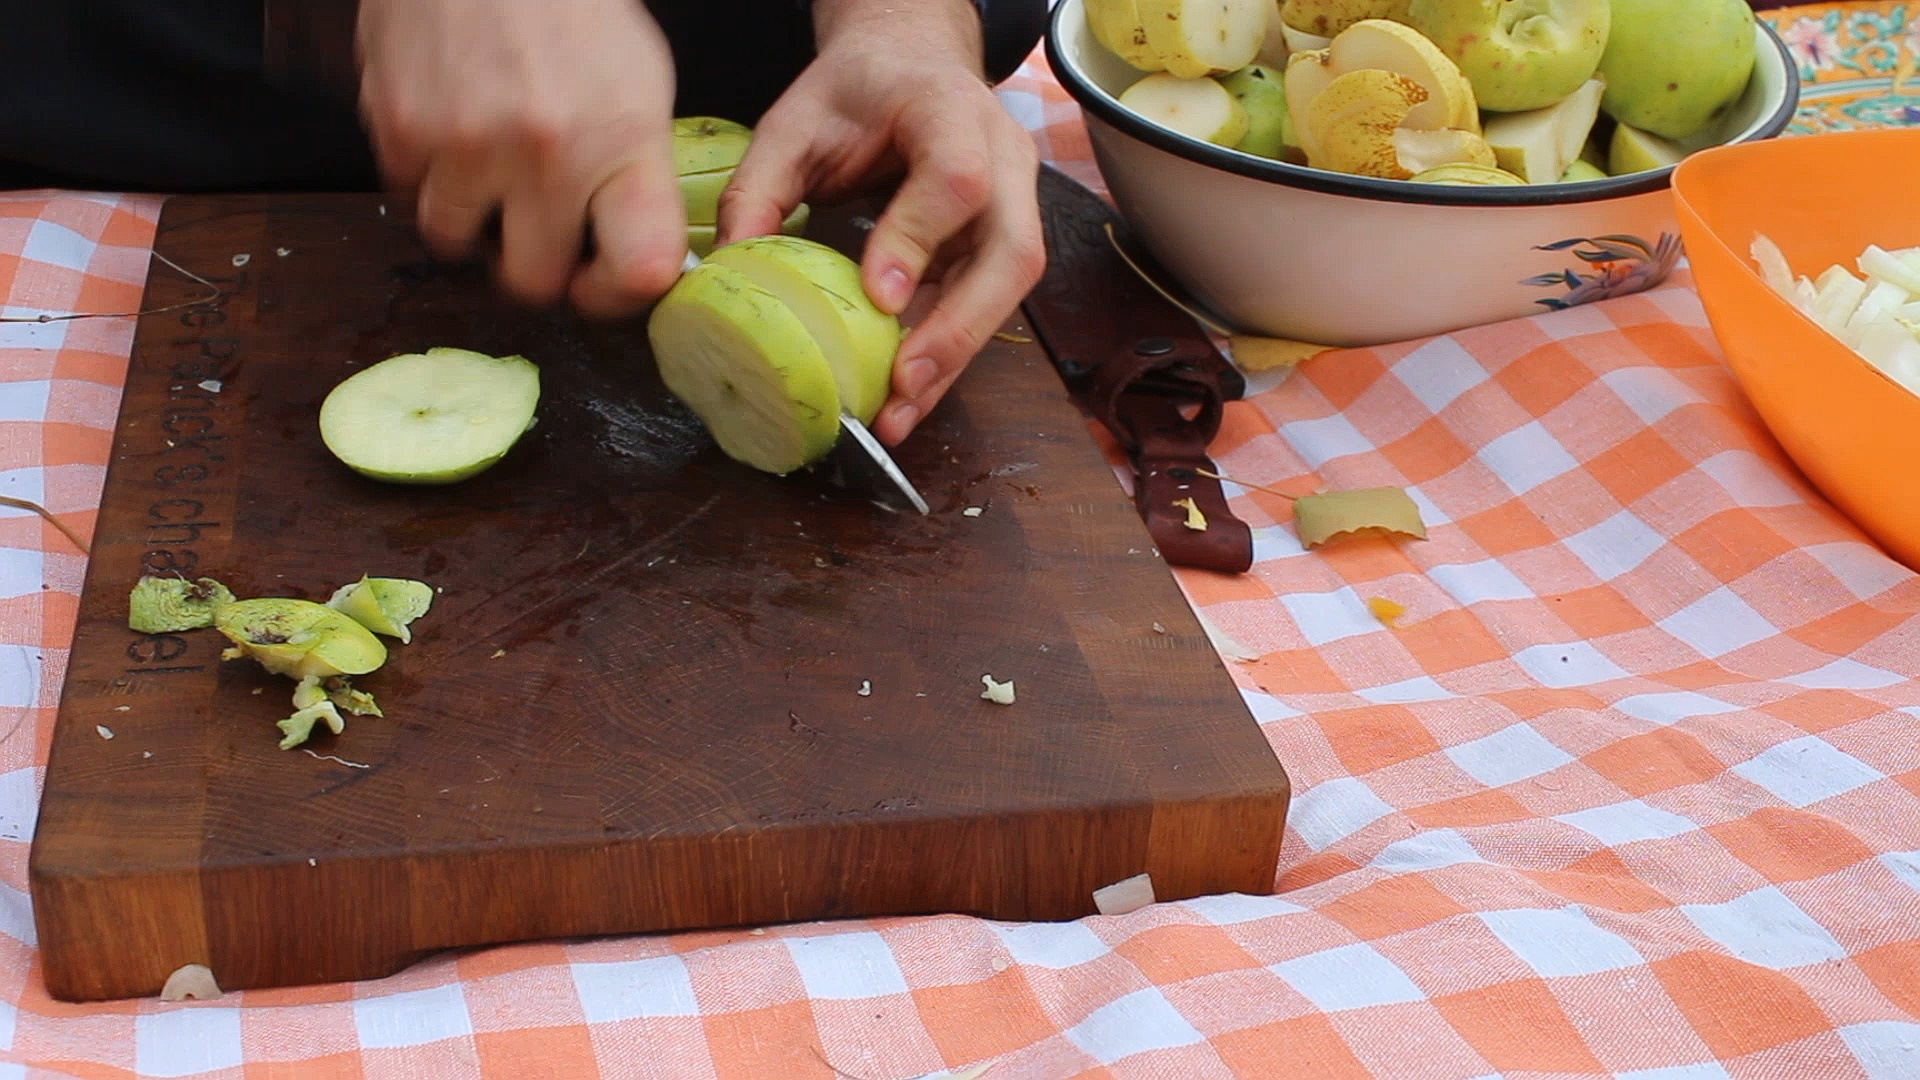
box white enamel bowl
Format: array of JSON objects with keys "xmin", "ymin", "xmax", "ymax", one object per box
[{"xmin": 1045, "ymin": 1, "xmax": 1802, "ymax": 347}]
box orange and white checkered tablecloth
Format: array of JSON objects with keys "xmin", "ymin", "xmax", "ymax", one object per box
[{"xmin": 0, "ymin": 41, "xmax": 1916, "ymax": 1080}]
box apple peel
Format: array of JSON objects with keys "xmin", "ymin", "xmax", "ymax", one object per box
[
  {"xmin": 128, "ymin": 575, "xmax": 236, "ymax": 634},
  {"xmin": 327, "ymin": 576, "xmax": 435, "ymax": 644},
  {"xmin": 1293, "ymin": 486, "xmax": 1428, "ymax": 547}
]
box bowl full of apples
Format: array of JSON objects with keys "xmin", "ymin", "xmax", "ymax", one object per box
[{"xmin": 1045, "ymin": 0, "xmax": 1801, "ymax": 347}]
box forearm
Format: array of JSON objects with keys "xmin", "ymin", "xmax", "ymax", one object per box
[{"xmin": 809, "ymin": 0, "xmax": 987, "ymax": 74}]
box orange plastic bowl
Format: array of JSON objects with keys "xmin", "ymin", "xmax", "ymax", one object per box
[{"xmin": 1673, "ymin": 127, "xmax": 1920, "ymax": 572}]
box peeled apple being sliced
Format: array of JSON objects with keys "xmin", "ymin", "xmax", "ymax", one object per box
[
  {"xmin": 1119, "ymin": 73, "xmax": 1251, "ymax": 146},
  {"xmin": 1088, "ymin": 0, "xmax": 1164, "ymax": 70},
  {"xmin": 1392, "ymin": 127, "xmax": 1495, "ymax": 175},
  {"xmin": 1306, "ymin": 68, "xmax": 1428, "ymax": 177},
  {"xmin": 703, "ymin": 235, "xmax": 902, "ymax": 425},
  {"xmin": 318, "ymin": 348, "xmax": 541, "ymax": 485},
  {"xmin": 1138, "ymin": 0, "xmax": 1267, "ymax": 78},
  {"xmin": 686, "ymin": 202, "xmax": 812, "ymax": 259},
  {"xmin": 647, "ymin": 261, "xmax": 845, "ymax": 475},
  {"xmin": 1326, "ymin": 19, "xmax": 1479, "ymax": 132}
]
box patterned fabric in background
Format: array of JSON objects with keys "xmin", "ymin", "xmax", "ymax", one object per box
[{"xmin": 0, "ymin": 4, "xmax": 1916, "ymax": 1078}]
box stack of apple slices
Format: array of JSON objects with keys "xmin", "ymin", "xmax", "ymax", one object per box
[{"xmin": 1751, "ymin": 236, "xmax": 1920, "ymax": 392}]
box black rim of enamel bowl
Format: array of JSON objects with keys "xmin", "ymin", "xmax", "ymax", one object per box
[{"xmin": 1044, "ymin": 8, "xmax": 1803, "ymax": 207}]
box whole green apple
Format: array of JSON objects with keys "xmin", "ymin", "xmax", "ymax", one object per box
[
  {"xmin": 1597, "ymin": 0, "xmax": 1756, "ymax": 141},
  {"xmin": 1404, "ymin": 0, "xmax": 1610, "ymax": 113}
]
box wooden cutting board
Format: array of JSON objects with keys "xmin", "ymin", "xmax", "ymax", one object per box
[{"xmin": 28, "ymin": 193, "xmax": 1291, "ymax": 1002}]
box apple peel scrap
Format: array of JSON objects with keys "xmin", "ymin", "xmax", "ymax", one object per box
[
  {"xmin": 128, "ymin": 573, "xmax": 433, "ymax": 751},
  {"xmin": 1750, "ymin": 235, "xmax": 1920, "ymax": 393},
  {"xmin": 1292, "ymin": 486, "xmax": 1428, "ymax": 548}
]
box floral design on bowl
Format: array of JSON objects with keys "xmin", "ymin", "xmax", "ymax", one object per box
[{"xmin": 1521, "ymin": 233, "xmax": 1685, "ymax": 311}]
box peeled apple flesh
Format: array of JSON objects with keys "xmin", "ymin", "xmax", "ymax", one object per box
[{"xmin": 1118, "ymin": 73, "xmax": 1252, "ymax": 146}]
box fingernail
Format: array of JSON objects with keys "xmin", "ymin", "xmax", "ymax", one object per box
[
  {"xmin": 885, "ymin": 402, "xmax": 919, "ymax": 432},
  {"xmin": 899, "ymin": 356, "xmax": 938, "ymax": 399},
  {"xmin": 878, "ymin": 267, "xmax": 912, "ymax": 311}
]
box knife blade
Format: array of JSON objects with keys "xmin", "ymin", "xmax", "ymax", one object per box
[
  {"xmin": 1020, "ymin": 164, "xmax": 1253, "ymax": 574},
  {"xmin": 677, "ymin": 250, "xmax": 931, "ymax": 515}
]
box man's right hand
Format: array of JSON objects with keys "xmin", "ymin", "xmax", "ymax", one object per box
[{"xmin": 355, "ymin": 0, "xmax": 687, "ymax": 319}]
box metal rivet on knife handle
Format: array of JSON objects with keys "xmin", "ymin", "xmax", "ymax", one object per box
[{"xmin": 1134, "ymin": 337, "xmax": 1175, "ymax": 357}]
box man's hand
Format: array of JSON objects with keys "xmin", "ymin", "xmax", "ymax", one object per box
[
  {"xmin": 355, "ymin": 0, "xmax": 686, "ymax": 319},
  {"xmin": 715, "ymin": 0, "xmax": 1046, "ymax": 447}
]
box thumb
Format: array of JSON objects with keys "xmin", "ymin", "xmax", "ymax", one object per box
[{"xmin": 714, "ymin": 110, "xmax": 817, "ymax": 248}]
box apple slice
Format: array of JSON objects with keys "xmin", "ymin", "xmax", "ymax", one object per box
[
  {"xmin": 647, "ymin": 261, "xmax": 844, "ymax": 475},
  {"xmin": 1120, "ymin": 73, "xmax": 1252, "ymax": 146},
  {"xmin": 1559, "ymin": 159, "xmax": 1608, "ymax": 181},
  {"xmin": 1138, "ymin": 0, "xmax": 1267, "ymax": 78},
  {"xmin": 1329, "ymin": 19, "xmax": 1479, "ymax": 132},
  {"xmin": 1280, "ymin": 0, "xmax": 1409, "ymax": 36},
  {"xmin": 319, "ymin": 348, "xmax": 541, "ymax": 485},
  {"xmin": 703, "ymin": 235, "xmax": 902, "ymax": 425},
  {"xmin": 1218, "ymin": 64, "xmax": 1295, "ymax": 157},
  {"xmin": 216, "ymin": 598, "xmax": 388, "ymax": 682},
  {"xmin": 1307, "ymin": 68, "xmax": 1428, "ymax": 177},
  {"xmin": 327, "ymin": 576, "xmax": 435, "ymax": 644},
  {"xmin": 1482, "ymin": 77, "xmax": 1604, "ymax": 182},
  {"xmin": 1392, "ymin": 128, "xmax": 1495, "ymax": 174},
  {"xmin": 1608, "ymin": 122, "xmax": 1688, "ymax": 175},
  {"xmin": 1089, "ymin": 0, "xmax": 1166, "ymax": 70},
  {"xmin": 1283, "ymin": 48, "xmax": 1338, "ymax": 163},
  {"xmin": 1409, "ymin": 163, "xmax": 1526, "ymax": 184}
]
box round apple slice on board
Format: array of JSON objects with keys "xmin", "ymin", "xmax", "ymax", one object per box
[
  {"xmin": 319, "ymin": 348, "xmax": 541, "ymax": 485},
  {"xmin": 647, "ymin": 261, "xmax": 845, "ymax": 475},
  {"xmin": 1119, "ymin": 73, "xmax": 1251, "ymax": 147}
]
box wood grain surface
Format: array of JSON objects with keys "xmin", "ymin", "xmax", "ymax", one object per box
[{"xmin": 28, "ymin": 194, "xmax": 1290, "ymax": 1002}]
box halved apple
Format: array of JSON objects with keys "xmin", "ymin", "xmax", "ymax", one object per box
[{"xmin": 1088, "ymin": 0, "xmax": 1166, "ymax": 70}]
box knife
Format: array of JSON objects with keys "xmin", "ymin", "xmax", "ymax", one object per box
[
  {"xmin": 679, "ymin": 250, "xmax": 931, "ymax": 515},
  {"xmin": 1020, "ymin": 164, "xmax": 1253, "ymax": 574}
]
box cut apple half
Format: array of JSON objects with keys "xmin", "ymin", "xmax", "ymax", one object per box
[
  {"xmin": 1119, "ymin": 73, "xmax": 1251, "ymax": 146},
  {"xmin": 319, "ymin": 348, "xmax": 541, "ymax": 485},
  {"xmin": 1138, "ymin": 0, "xmax": 1267, "ymax": 78},
  {"xmin": 1327, "ymin": 19, "xmax": 1479, "ymax": 132},
  {"xmin": 647, "ymin": 261, "xmax": 845, "ymax": 475}
]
